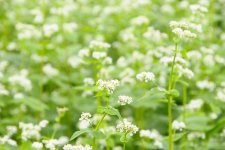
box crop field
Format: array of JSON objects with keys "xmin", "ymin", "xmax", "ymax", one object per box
[{"xmin": 0, "ymin": 0, "xmax": 225, "ymax": 150}]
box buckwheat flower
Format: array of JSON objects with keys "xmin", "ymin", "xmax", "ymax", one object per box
[
  {"xmin": 63, "ymin": 22, "xmax": 78, "ymax": 33},
  {"xmin": 116, "ymin": 119, "xmax": 139, "ymax": 136},
  {"xmin": 190, "ymin": 4, "xmax": 208, "ymax": 14},
  {"xmin": 103, "ymin": 57, "xmax": 112, "ymax": 65},
  {"xmin": 216, "ymin": 88, "xmax": 225, "ymax": 102},
  {"xmin": 136, "ymin": 72, "xmax": 155, "ymax": 82},
  {"xmin": 8, "ymin": 69, "xmax": 32, "ymax": 91},
  {"xmin": 57, "ymin": 136, "xmax": 69, "ymax": 146},
  {"xmin": 92, "ymin": 51, "xmax": 107, "ymax": 59},
  {"xmin": 0, "ymin": 136, "xmax": 17, "ymax": 146},
  {"xmin": 186, "ymin": 99, "xmax": 203, "ymax": 111},
  {"xmin": 63, "ymin": 144, "xmax": 92, "ymax": 150},
  {"xmin": 197, "ymin": 80, "xmax": 215, "ymax": 91},
  {"xmin": 43, "ymin": 24, "xmax": 59, "ymax": 37},
  {"xmin": 131, "ymin": 16, "xmax": 149, "ymax": 26},
  {"xmin": 31, "ymin": 54, "xmax": 48, "ymax": 63},
  {"xmin": 118, "ymin": 95, "xmax": 133, "ymax": 105},
  {"xmin": 78, "ymin": 48, "xmax": 90, "ymax": 58},
  {"xmin": 19, "ymin": 122, "xmax": 41, "ymax": 141},
  {"xmin": 6, "ymin": 126, "xmax": 17, "ymax": 136},
  {"xmin": 32, "ymin": 142, "xmax": 43, "ymax": 149},
  {"xmin": 79, "ymin": 112, "xmax": 92, "ymax": 122},
  {"xmin": 83, "ymin": 78, "xmax": 95, "ymax": 86},
  {"xmin": 0, "ymin": 85, "xmax": 9, "ymax": 96},
  {"xmin": 89, "ymin": 40, "xmax": 111, "ymax": 49},
  {"xmin": 43, "ymin": 139, "xmax": 58, "ymax": 150},
  {"xmin": 42, "ymin": 64, "xmax": 59, "ymax": 77},
  {"xmin": 140, "ymin": 129, "xmax": 162, "ymax": 141},
  {"xmin": 172, "ymin": 120, "xmax": 186, "ymax": 131},
  {"xmin": 187, "ymin": 132, "xmax": 205, "ymax": 140},
  {"xmin": 96, "ymin": 79, "xmax": 120, "ymax": 94},
  {"xmin": 67, "ymin": 56, "xmax": 83, "ymax": 68},
  {"xmin": 39, "ymin": 120, "xmax": 49, "ymax": 128},
  {"xmin": 57, "ymin": 107, "xmax": 69, "ymax": 116}
]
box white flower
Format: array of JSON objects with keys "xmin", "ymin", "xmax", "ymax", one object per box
[
  {"xmin": 8, "ymin": 69, "xmax": 32, "ymax": 91},
  {"xmin": 96, "ymin": 79, "xmax": 120, "ymax": 94},
  {"xmin": 0, "ymin": 136, "xmax": 17, "ymax": 146},
  {"xmin": 186, "ymin": 99, "xmax": 203, "ymax": 111},
  {"xmin": 140, "ymin": 129, "xmax": 162, "ymax": 141},
  {"xmin": 43, "ymin": 139, "xmax": 58, "ymax": 150},
  {"xmin": 78, "ymin": 49, "xmax": 90, "ymax": 58},
  {"xmin": 6, "ymin": 126, "xmax": 17, "ymax": 136},
  {"xmin": 116, "ymin": 119, "xmax": 138, "ymax": 136},
  {"xmin": 57, "ymin": 136, "xmax": 69, "ymax": 146},
  {"xmin": 63, "ymin": 22, "xmax": 78, "ymax": 33},
  {"xmin": 118, "ymin": 95, "xmax": 133, "ymax": 105},
  {"xmin": 67, "ymin": 56, "xmax": 83, "ymax": 68},
  {"xmin": 83, "ymin": 78, "xmax": 95, "ymax": 86},
  {"xmin": 43, "ymin": 24, "xmax": 59, "ymax": 37},
  {"xmin": 187, "ymin": 132, "xmax": 205, "ymax": 140},
  {"xmin": 131, "ymin": 16, "xmax": 149, "ymax": 26},
  {"xmin": 63, "ymin": 144, "xmax": 92, "ymax": 150},
  {"xmin": 89, "ymin": 40, "xmax": 111, "ymax": 49},
  {"xmin": 197, "ymin": 80, "xmax": 215, "ymax": 91},
  {"xmin": 39, "ymin": 120, "xmax": 49, "ymax": 128},
  {"xmin": 42, "ymin": 64, "xmax": 59, "ymax": 77},
  {"xmin": 92, "ymin": 52, "xmax": 107, "ymax": 59},
  {"xmin": 172, "ymin": 120, "xmax": 186, "ymax": 131},
  {"xmin": 136, "ymin": 72, "xmax": 155, "ymax": 82},
  {"xmin": 79, "ymin": 112, "xmax": 92, "ymax": 122},
  {"xmin": 32, "ymin": 142, "xmax": 43, "ymax": 149}
]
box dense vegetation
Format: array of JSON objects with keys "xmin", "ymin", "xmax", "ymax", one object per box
[{"xmin": 1, "ymin": 0, "xmax": 225, "ymax": 150}]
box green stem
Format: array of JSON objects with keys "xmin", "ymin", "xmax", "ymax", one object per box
[
  {"xmin": 92, "ymin": 113, "xmax": 106, "ymax": 150},
  {"xmin": 183, "ymin": 85, "xmax": 187, "ymax": 121},
  {"xmin": 168, "ymin": 43, "xmax": 178, "ymax": 150},
  {"xmin": 123, "ymin": 142, "xmax": 126, "ymax": 150}
]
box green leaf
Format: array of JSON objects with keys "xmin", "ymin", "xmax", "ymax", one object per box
[
  {"xmin": 70, "ymin": 129, "xmax": 92, "ymax": 141},
  {"xmin": 92, "ymin": 130, "xmax": 105, "ymax": 139},
  {"xmin": 206, "ymin": 118, "xmax": 225, "ymax": 139},
  {"xmin": 12, "ymin": 97, "xmax": 48, "ymax": 112},
  {"xmin": 98, "ymin": 106, "xmax": 122, "ymax": 119},
  {"xmin": 164, "ymin": 132, "xmax": 187, "ymax": 142},
  {"xmin": 166, "ymin": 89, "xmax": 179, "ymax": 97}
]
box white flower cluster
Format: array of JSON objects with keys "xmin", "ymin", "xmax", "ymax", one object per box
[
  {"xmin": 118, "ymin": 95, "xmax": 133, "ymax": 105},
  {"xmin": 16, "ymin": 23, "xmax": 41, "ymax": 39},
  {"xmin": 116, "ymin": 119, "xmax": 138, "ymax": 136},
  {"xmin": 9, "ymin": 69, "xmax": 32, "ymax": 91},
  {"xmin": 169, "ymin": 21, "xmax": 202, "ymax": 39},
  {"xmin": 140, "ymin": 129, "xmax": 163, "ymax": 148},
  {"xmin": 42, "ymin": 64, "xmax": 59, "ymax": 77},
  {"xmin": 43, "ymin": 24, "xmax": 59, "ymax": 37},
  {"xmin": 32, "ymin": 142, "xmax": 43, "ymax": 149},
  {"xmin": 78, "ymin": 48, "xmax": 90, "ymax": 58},
  {"xmin": 136, "ymin": 72, "xmax": 155, "ymax": 82},
  {"xmin": 175, "ymin": 64, "xmax": 194, "ymax": 79},
  {"xmin": 196, "ymin": 80, "xmax": 215, "ymax": 91},
  {"xmin": 19, "ymin": 120, "xmax": 48, "ymax": 141},
  {"xmin": 83, "ymin": 78, "xmax": 95, "ymax": 86},
  {"xmin": 217, "ymin": 88, "xmax": 225, "ymax": 102},
  {"xmin": 79, "ymin": 112, "xmax": 92, "ymax": 122},
  {"xmin": 0, "ymin": 84, "xmax": 9, "ymax": 96},
  {"xmin": 172, "ymin": 120, "xmax": 186, "ymax": 131},
  {"xmin": 186, "ymin": 99, "xmax": 203, "ymax": 111},
  {"xmin": 190, "ymin": 4, "xmax": 208, "ymax": 14},
  {"xmin": 89, "ymin": 40, "xmax": 111, "ymax": 49},
  {"xmin": 187, "ymin": 132, "xmax": 205, "ymax": 140},
  {"xmin": 0, "ymin": 126, "xmax": 18, "ymax": 146},
  {"xmin": 143, "ymin": 27, "xmax": 168, "ymax": 42},
  {"xmin": 131, "ymin": 16, "xmax": 149, "ymax": 26},
  {"xmin": 78, "ymin": 112, "xmax": 92, "ymax": 129},
  {"xmin": 63, "ymin": 144, "xmax": 92, "ymax": 150},
  {"xmin": 96, "ymin": 79, "xmax": 120, "ymax": 94}
]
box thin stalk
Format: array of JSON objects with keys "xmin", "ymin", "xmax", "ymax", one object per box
[
  {"xmin": 168, "ymin": 43, "xmax": 178, "ymax": 150},
  {"xmin": 183, "ymin": 85, "xmax": 187, "ymax": 121},
  {"xmin": 92, "ymin": 113, "xmax": 106, "ymax": 150},
  {"xmin": 123, "ymin": 142, "xmax": 126, "ymax": 150}
]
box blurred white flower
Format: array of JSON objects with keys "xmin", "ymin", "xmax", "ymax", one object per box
[
  {"xmin": 172, "ymin": 120, "xmax": 186, "ymax": 131},
  {"xmin": 42, "ymin": 64, "xmax": 59, "ymax": 77},
  {"xmin": 118, "ymin": 95, "xmax": 133, "ymax": 105},
  {"xmin": 136, "ymin": 72, "xmax": 155, "ymax": 82}
]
